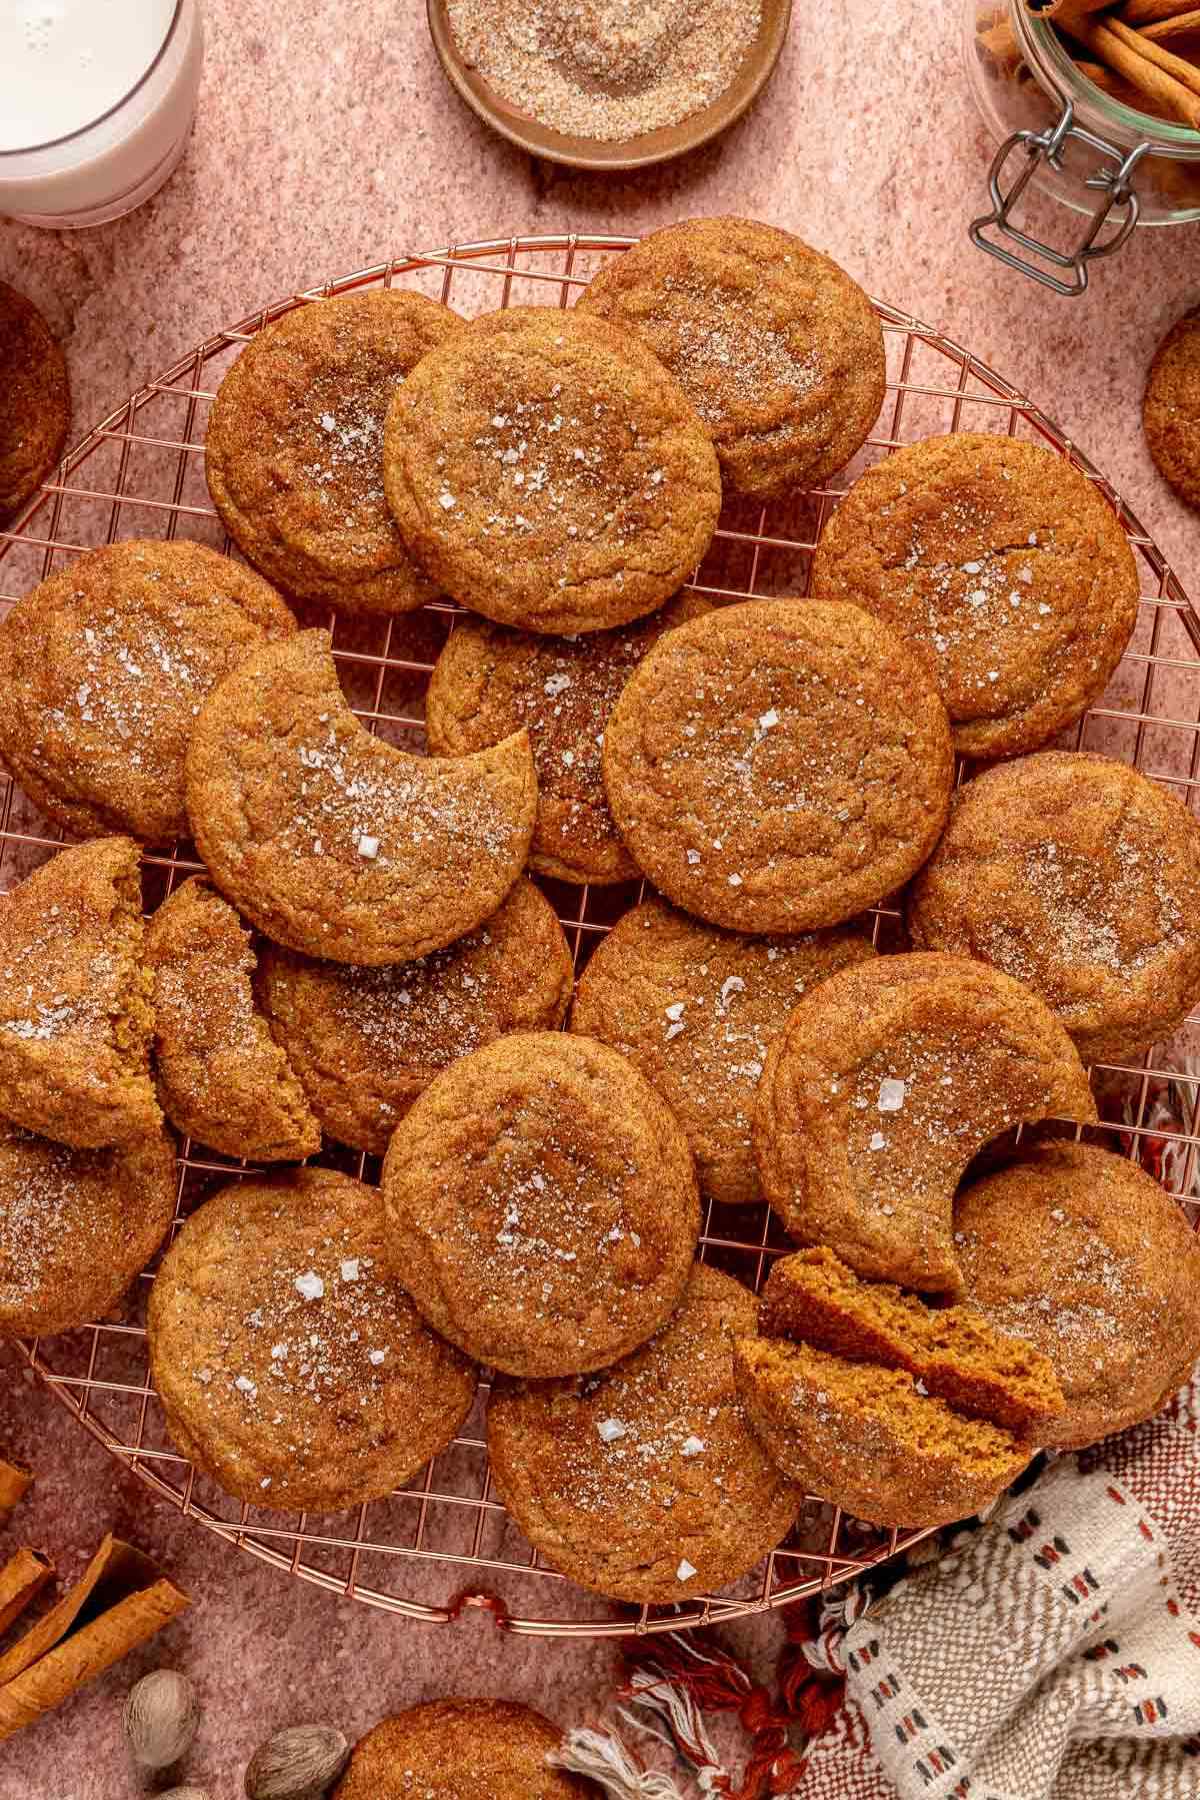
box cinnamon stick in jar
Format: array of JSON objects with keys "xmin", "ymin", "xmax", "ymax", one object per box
[
  {"xmin": 1069, "ymin": 14, "xmax": 1200, "ymax": 119},
  {"xmin": 1119, "ymin": 0, "xmax": 1200, "ymax": 24},
  {"xmin": 1023, "ymin": 0, "xmax": 1113, "ymax": 23}
]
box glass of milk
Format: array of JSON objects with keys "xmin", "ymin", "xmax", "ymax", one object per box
[{"xmin": 0, "ymin": 0, "xmax": 204, "ymax": 228}]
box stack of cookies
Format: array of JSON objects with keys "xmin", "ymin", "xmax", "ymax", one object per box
[{"xmin": 2, "ymin": 215, "xmax": 1199, "ymax": 1610}]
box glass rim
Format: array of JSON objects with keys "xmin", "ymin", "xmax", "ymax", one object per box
[
  {"xmin": 1016, "ymin": 2, "xmax": 1200, "ymax": 156},
  {"xmin": 0, "ymin": 0, "xmax": 185, "ymax": 159}
]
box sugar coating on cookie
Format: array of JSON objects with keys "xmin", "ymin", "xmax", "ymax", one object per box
[
  {"xmin": 578, "ymin": 217, "xmax": 885, "ymax": 501},
  {"xmin": 425, "ymin": 594, "xmax": 708, "ymax": 884},
  {"xmin": 487, "ymin": 1263, "xmax": 803, "ymax": 1603},
  {"xmin": 382, "ymin": 1032, "xmax": 699, "ymax": 1378},
  {"xmin": 0, "ymin": 837, "xmax": 161, "ymax": 1150},
  {"xmin": 754, "ymin": 952, "xmax": 1096, "ymax": 1294},
  {"xmin": 185, "ymin": 629, "xmax": 537, "ymax": 965},
  {"xmin": 908, "ymin": 751, "xmax": 1200, "ymax": 1066},
  {"xmin": 955, "ymin": 1141, "xmax": 1200, "ymax": 1451},
  {"xmin": 258, "ymin": 880, "xmax": 574, "ymax": 1156},
  {"xmin": 0, "ymin": 540, "xmax": 297, "ymax": 845},
  {"xmin": 333, "ymin": 1700, "xmax": 593, "ymax": 1800},
  {"xmin": 0, "ymin": 281, "xmax": 70, "ymax": 520},
  {"xmin": 148, "ymin": 1168, "xmax": 477, "ymax": 1510},
  {"xmin": 206, "ymin": 290, "xmax": 464, "ymax": 613},
  {"xmin": 382, "ymin": 306, "xmax": 722, "ymax": 634},
  {"xmin": 571, "ymin": 898, "xmax": 875, "ymax": 1205},
  {"xmin": 811, "ymin": 433, "xmax": 1140, "ymax": 759},
  {"xmin": 601, "ymin": 598, "xmax": 954, "ymax": 934},
  {"xmin": 145, "ymin": 877, "xmax": 321, "ymax": 1163},
  {"xmin": 1144, "ymin": 307, "xmax": 1200, "ymax": 511},
  {"xmin": 0, "ymin": 1121, "xmax": 176, "ymax": 1339},
  {"xmin": 733, "ymin": 1334, "xmax": 1031, "ymax": 1530}
]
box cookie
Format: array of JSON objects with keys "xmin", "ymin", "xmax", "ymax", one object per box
[
  {"xmin": 0, "ymin": 282, "xmax": 70, "ymax": 520},
  {"xmin": 381, "ymin": 1032, "xmax": 699, "ymax": 1378},
  {"xmin": 955, "ymin": 1142, "xmax": 1200, "ymax": 1450},
  {"xmin": 0, "ymin": 540, "xmax": 297, "ymax": 845},
  {"xmin": 732, "ymin": 1335, "xmax": 1031, "ymax": 1530},
  {"xmin": 577, "ymin": 218, "xmax": 885, "ymax": 502},
  {"xmin": 0, "ymin": 1121, "xmax": 175, "ymax": 1338},
  {"xmin": 148, "ymin": 1167, "xmax": 476, "ymax": 1510},
  {"xmin": 145, "ymin": 878, "xmax": 321, "ymax": 1162},
  {"xmin": 425, "ymin": 594, "xmax": 708, "ymax": 885},
  {"xmin": 0, "ymin": 838, "xmax": 160, "ymax": 1150},
  {"xmin": 754, "ymin": 953, "xmax": 1096, "ymax": 1294},
  {"xmin": 382, "ymin": 306, "xmax": 722, "ymax": 635},
  {"xmin": 1144, "ymin": 306, "xmax": 1200, "ymax": 510},
  {"xmin": 601, "ymin": 599, "xmax": 953, "ymax": 934},
  {"xmin": 570, "ymin": 898, "xmax": 875, "ymax": 1205},
  {"xmin": 810, "ymin": 434, "xmax": 1140, "ymax": 759},
  {"xmin": 908, "ymin": 751, "xmax": 1200, "ymax": 1066},
  {"xmin": 206, "ymin": 291, "xmax": 464, "ymax": 613},
  {"xmin": 185, "ymin": 629, "xmax": 537, "ymax": 965},
  {"xmin": 258, "ymin": 880, "xmax": 573, "ymax": 1156},
  {"xmin": 334, "ymin": 1701, "xmax": 596, "ymax": 1800},
  {"xmin": 487, "ymin": 1263, "xmax": 804, "ymax": 1603},
  {"xmin": 757, "ymin": 1247, "xmax": 1064, "ymax": 1438}
]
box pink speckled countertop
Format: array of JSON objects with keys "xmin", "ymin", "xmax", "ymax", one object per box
[{"xmin": 0, "ymin": 2, "xmax": 1197, "ymax": 1795}]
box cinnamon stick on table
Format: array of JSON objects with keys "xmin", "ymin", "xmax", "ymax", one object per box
[
  {"xmin": 0, "ymin": 1550, "xmax": 53, "ymax": 1638},
  {"xmin": 0, "ymin": 1458, "xmax": 31, "ymax": 1515},
  {"xmin": 0, "ymin": 1535, "xmax": 189, "ymax": 1741},
  {"xmin": 1069, "ymin": 15, "xmax": 1200, "ymax": 121}
]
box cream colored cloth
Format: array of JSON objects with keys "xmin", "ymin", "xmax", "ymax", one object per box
[{"xmin": 801, "ymin": 1373, "xmax": 1200, "ymax": 1799}]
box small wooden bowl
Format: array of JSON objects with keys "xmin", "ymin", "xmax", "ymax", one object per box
[{"xmin": 427, "ymin": 0, "xmax": 792, "ymax": 171}]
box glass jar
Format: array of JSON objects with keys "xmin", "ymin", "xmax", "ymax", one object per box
[
  {"xmin": 0, "ymin": 0, "xmax": 204, "ymax": 230},
  {"xmin": 966, "ymin": 1, "xmax": 1200, "ymax": 291}
]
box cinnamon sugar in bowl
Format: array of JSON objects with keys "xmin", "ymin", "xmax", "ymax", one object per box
[{"xmin": 427, "ymin": 0, "xmax": 791, "ymax": 170}]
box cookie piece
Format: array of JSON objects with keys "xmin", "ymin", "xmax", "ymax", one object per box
[
  {"xmin": 602, "ymin": 600, "xmax": 953, "ymax": 933},
  {"xmin": 1144, "ymin": 307, "xmax": 1200, "ymax": 510},
  {"xmin": 956, "ymin": 1142, "xmax": 1200, "ymax": 1450},
  {"xmin": 145, "ymin": 878, "xmax": 320, "ymax": 1162},
  {"xmin": 425, "ymin": 594, "xmax": 708, "ymax": 885},
  {"xmin": 382, "ymin": 306, "xmax": 721, "ymax": 634},
  {"xmin": 487, "ymin": 1264, "xmax": 803, "ymax": 1603},
  {"xmin": 0, "ymin": 540, "xmax": 297, "ymax": 845},
  {"xmin": 0, "ymin": 838, "xmax": 160, "ymax": 1149},
  {"xmin": 754, "ymin": 953, "xmax": 1097, "ymax": 1294},
  {"xmin": 758, "ymin": 1247, "xmax": 1064, "ymax": 1438},
  {"xmin": 571, "ymin": 898, "xmax": 875, "ymax": 1205},
  {"xmin": 908, "ymin": 751, "xmax": 1200, "ymax": 1066},
  {"xmin": 148, "ymin": 1168, "xmax": 476, "ymax": 1510},
  {"xmin": 0, "ymin": 1121, "xmax": 175, "ymax": 1338},
  {"xmin": 185, "ymin": 629, "xmax": 537, "ymax": 965},
  {"xmin": 258, "ymin": 880, "xmax": 572, "ymax": 1156},
  {"xmin": 577, "ymin": 218, "xmax": 885, "ymax": 502},
  {"xmin": 381, "ymin": 1032, "xmax": 699, "ymax": 1378},
  {"xmin": 206, "ymin": 291, "xmax": 464, "ymax": 613},
  {"xmin": 811, "ymin": 434, "xmax": 1140, "ymax": 759},
  {"xmin": 733, "ymin": 1336, "xmax": 1031, "ymax": 1530},
  {"xmin": 0, "ymin": 282, "xmax": 70, "ymax": 520},
  {"xmin": 334, "ymin": 1701, "xmax": 595, "ymax": 1800}
]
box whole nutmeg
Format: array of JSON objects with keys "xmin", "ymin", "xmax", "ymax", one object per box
[
  {"xmin": 123, "ymin": 1669, "xmax": 200, "ymax": 1771},
  {"xmin": 160, "ymin": 1790, "xmax": 214, "ymax": 1800},
  {"xmin": 244, "ymin": 1725, "xmax": 351, "ymax": 1800}
]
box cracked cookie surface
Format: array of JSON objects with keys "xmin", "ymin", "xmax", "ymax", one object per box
[
  {"xmin": 206, "ymin": 291, "xmax": 464, "ymax": 613},
  {"xmin": 811, "ymin": 433, "xmax": 1140, "ymax": 759},
  {"xmin": 601, "ymin": 599, "xmax": 953, "ymax": 933},
  {"xmin": 487, "ymin": 1263, "xmax": 803, "ymax": 1603},
  {"xmin": 185, "ymin": 629, "xmax": 537, "ymax": 965},
  {"xmin": 0, "ymin": 282, "xmax": 70, "ymax": 521},
  {"xmin": 382, "ymin": 306, "xmax": 721, "ymax": 634},
  {"xmin": 0, "ymin": 540, "xmax": 297, "ymax": 845},
  {"xmin": 382, "ymin": 1032, "xmax": 699, "ymax": 1378},
  {"xmin": 578, "ymin": 217, "xmax": 885, "ymax": 501},
  {"xmin": 334, "ymin": 1701, "xmax": 596, "ymax": 1800}
]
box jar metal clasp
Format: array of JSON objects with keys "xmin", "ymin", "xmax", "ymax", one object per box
[{"xmin": 971, "ymin": 99, "xmax": 1151, "ymax": 295}]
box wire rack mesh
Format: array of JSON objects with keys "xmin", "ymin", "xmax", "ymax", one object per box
[{"xmin": 1, "ymin": 233, "xmax": 1198, "ymax": 1638}]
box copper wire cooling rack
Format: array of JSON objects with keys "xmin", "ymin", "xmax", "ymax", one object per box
[{"xmin": 2, "ymin": 234, "xmax": 1199, "ymax": 1638}]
